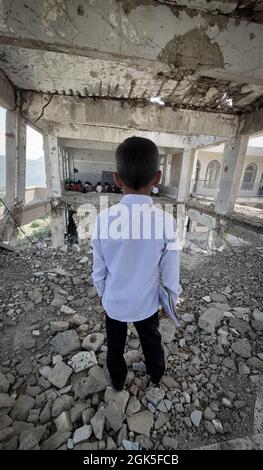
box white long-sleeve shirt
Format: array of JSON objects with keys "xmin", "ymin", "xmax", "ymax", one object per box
[{"xmin": 91, "ymin": 194, "xmax": 182, "ymax": 322}]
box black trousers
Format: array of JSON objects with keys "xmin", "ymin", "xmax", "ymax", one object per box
[{"xmin": 106, "ymin": 311, "xmax": 165, "ymax": 389}]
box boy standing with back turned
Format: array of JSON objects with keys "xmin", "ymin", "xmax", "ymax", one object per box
[{"xmin": 92, "ymin": 137, "xmax": 181, "ymax": 391}]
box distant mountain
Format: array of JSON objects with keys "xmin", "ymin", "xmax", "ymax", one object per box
[{"xmin": 0, "ymin": 155, "xmax": 46, "ymax": 190}]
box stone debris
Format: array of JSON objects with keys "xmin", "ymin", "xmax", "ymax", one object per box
[
  {"xmin": 190, "ymin": 410, "xmax": 202, "ymax": 428},
  {"xmin": 68, "ymin": 351, "xmax": 97, "ymax": 373},
  {"xmin": 212, "ymin": 419, "xmax": 224, "ymax": 434},
  {"xmin": 90, "ymin": 407, "xmax": 105, "ymax": 440},
  {"xmin": 11, "ymin": 395, "xmax": 35, "ymax": 421},
  {"xmin": 50, "ymin": 321, "xmax": 69, "ymax": 333},
  {"xmin": 73, "ymin": 425, "xmax": 92, "ymax": 444},
  {"xmin": 0, "ymin": 243, "xmax": 262, "ymax": 450},
  {"xmin": 48, "ymin": 362, "xmax": 73, "ymax": 389},
  {"xmin": 198, "ymin": 307, "xmax": 224, "ymax": 335},
  {"xmin": 127, "ymin": 411, "xmax": 154, "ymax": 437},
  {"xmin": 41, "ymin": 431, "xmax": 71, "ymax": 450},
  {"xmin": 82, "ymin": 333, "xmax": 105, "ymax": 352},
  {"xmin": 124, "ymin": 350, "xmax": 141, "ymax": 366},
  {"xmin": 252, "ymin": 310, "xmax": 263, "ymax": 323},
  {"xmin": 19, "ymin": 426, "xmax": 46, "ymax": 450},
  {"xmin": 103, "ymin": 388, "xmax": 129, "ymax": 432},
  {"xmin": 70, "ymin": 314, "xmax": 87, "ymax": 326},
  {"xmin": 181, "ymin": 313, "xmax": 195, "ymax": 323},
  {"xmin": 73, "ymin": 366, "xmax": 108, "ymax": 398},
  {"xmin": 159, "ymin": 319, "xmax": 176, "ymax": 343},
  {"xmin": 126, "ymin": 396, "xmax": 141, "ymax": 416},
  {"xmin": 163, "ymin": 436, "xmax": 178, "ymax": 450},
  {"xmin": 60, "ymin": 305, "xmax": 76, "ymax": 315},
  {"xmin": 122, "ymin": 439, "xmax": 140, "ymax": 450},
  {"xmin": 0, "ymin": 393, "xmax": 15, "ymax": 409},
  {"xmin": 232, "ymin": 340, "xmax": 252, "ymax": 358},
  {"xmin": 145, "ymin": 388, "xmax": 165, "ymax": 407},
  {"xmin": 51, "ymin": 330, "xmax": 81, "ymax": 356},
  {"xmin": 0, "ymin": 372, "xmax": 10, "ymax": 393}
]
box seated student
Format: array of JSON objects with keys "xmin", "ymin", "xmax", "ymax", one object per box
[
  {"xmin": 111, "ymin": 184, "xmax": 122, "ymax": 194},
  {"xmin": 95, "ymin": 182, "xmax": 103, "ymax": 193},
  {"xmin": 84, "ymin": 181, "xmax": 93, "ymax": 192},
  {"xmin": 151, "ymin": 186, "xmax": 159, "ymax": 196},
  {"xmin": 65, "ymin": 180, "xmax": 70, "ymax": 191},
  {"xmin": 75, "ymin": 180, "xmax": 83, "ymax": 192},
  {"xmin": 104, "ymin": 182, "xmax": 110, "ymax": 193},
  {"xmin": 92, "ymin": 136, "xmax": 181, "ymax": 391}
]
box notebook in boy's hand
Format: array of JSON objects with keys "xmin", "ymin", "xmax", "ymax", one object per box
[{"xmin": 159, "ymin": 282, "xmax": 181, "ymax": 327}]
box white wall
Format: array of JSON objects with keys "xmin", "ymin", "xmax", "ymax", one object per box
[
  {"xmin": 67, "ymin": 148, "xmax": 116, "ymax": 185},
  {"xmin": 195, "ymin": 147, "xmax": 263, "ymax": 199}
]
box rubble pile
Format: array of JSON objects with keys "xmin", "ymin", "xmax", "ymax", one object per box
[{"xmin": 0, "ymin": 243, "xmax": 262, "ymax": 450}]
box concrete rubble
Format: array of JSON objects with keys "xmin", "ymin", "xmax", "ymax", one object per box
[{"xmin": 0, "ymin": 243, "xmax": 262, "ymax": 450}]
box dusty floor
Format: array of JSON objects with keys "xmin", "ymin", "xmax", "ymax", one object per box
[{"xmin": 0, "ymin": 239, "xmax": 263, "ymax": 450}]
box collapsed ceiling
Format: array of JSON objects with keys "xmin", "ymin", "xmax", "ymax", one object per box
[
  {"xmin": 0, "ymin": 0, "xmax": 262, "ymax": 117},
  {"xmin": 1, "ymin": 45, "xmax": 263, "ymax": 114}
]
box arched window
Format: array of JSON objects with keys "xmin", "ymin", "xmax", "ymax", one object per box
[
  {"xmin": 204, "ymin": 160, "xmax": 220, "ymax": 189},
  {"xmin": 241, "ymin": 164, "xmax": 257, "ymax": 191}
]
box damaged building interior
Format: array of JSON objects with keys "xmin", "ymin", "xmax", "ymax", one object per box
[{"xmin": 0, "ymin": 0, "xmax": 263, "ymax": 452}]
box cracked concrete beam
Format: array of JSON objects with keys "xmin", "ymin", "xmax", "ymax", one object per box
[
  {"xmin": 0, "ymin": 70, "xmax": 15, "ymax": 109},
  {"xmin": 57, "ymin": 133, "xmax": 225, "ymax": 152},
  {"xmin": 38, "ymin": 121, "xmax": 226, "ymax": 149},
  {"xmin": 21, "ymin": 92, "xmax": 239, "ymax": 138},
  {"xmin": 239, "ymin": 107, "xmax": 263, "ymax": 135}
]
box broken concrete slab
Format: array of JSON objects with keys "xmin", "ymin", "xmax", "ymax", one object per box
[
  {"xmin": 198, "ymin": 307, "xmax": 224, "ymax": 335},
  {"xmin": 68, "ymin": 351, "xmax": 97, "ymax": 373},
  {"xmin": 73, "ymin": 425, "xmax": 92, "ymax": 444},
  {"xmin": 82, "ymin": 333, "xmax": 105, "ymax": 352},
  {"xmin": 145, "ymin": 388, "xmax": 165, "ymax": 407},
  {"xmin": 73, "ymin": 366, "xmax": 107, "ymax": 398},
  {"xmin": 127, "ymin": 411, "xmax": 154, "ymax": 438},
  {"xmin": 232, "ymin": 339, "xmax": 252, "ymax": 358},
  {"xmin": 159, "ymin": 319, "xmax": 176, "ymax": 343},
  {"xmin": 90, "ymin": 407, "xmax": 105, "ymax": 440},
  {"xmin": 11, "ymin": 395, "xmax": 35, "ymax": 421},
  {"xmin": 48, "ymin": 362, "xmax": 73, "ymax": 389},
  {"xmin": 51, "ymin": 330, "xmax": 81, "ymax": 356}
]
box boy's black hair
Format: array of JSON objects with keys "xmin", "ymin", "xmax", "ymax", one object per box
[{"xmin": 115, "ymin": 136, "xmax": 159, "ymax": 191}]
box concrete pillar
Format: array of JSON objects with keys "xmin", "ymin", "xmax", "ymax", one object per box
[
  {"xmin": 188, "ymin": 219, "xmax": 198, "ymax": 233},
  {"xmin": 5, "ymin": 110, "xmax": 17, "ymax": 207},
  {"xmin": 43, "ymin": 135, "xmax": 65, "ymax": 248},
  {"xmin": 176, "ymin": 203, "xmax": 188, "ymax": 249},
  {"xmin": 207, "ymin": 229, "xmax": 216, "ymax": 250},
  {"xmin": 177, "ymin": 148, "xmax": 196, "ymax": 202},
  {"xmin": 164, "ymin": 154, "xmax": 172, "ymax": 187},
  {"xmin": 1, "ymin": 110, "xmax": 26, "ymax": 242},
  {"xmin": 43, "ymin": 135, "xmax": 62, "ymax": 198},
  {"xmin": 6, "ymin": 110, "xmax": 26, "ymax": 205},
  {"xmin": 215, "ymin": 135, "xmax": 249, "ymax": 214},
  {"xmin": 16, "ymin": 114, "xmax": 26, "ymax": 204},
  {"xmin": 0, "ymin": 70, "xmax": 15, "ymax": 110}
]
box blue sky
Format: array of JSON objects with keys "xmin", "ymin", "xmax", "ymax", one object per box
[{"xmin": 1, "ymin": 105, "xmax": 263, "ymax": 159}]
